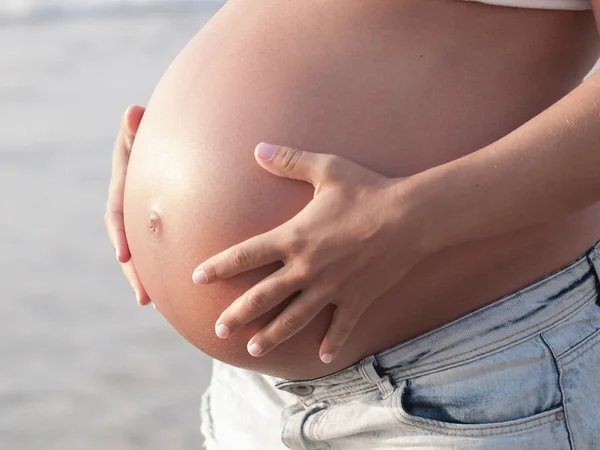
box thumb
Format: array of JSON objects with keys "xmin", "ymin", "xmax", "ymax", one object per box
[{"xmin": 254, "ymin": 142, "xmax": 335, "ymax": 184}]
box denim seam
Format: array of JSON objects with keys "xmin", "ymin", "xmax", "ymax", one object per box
[
  {"xmin": 307, "ymin": 382, "xmax": 372, "ymax": 399},
  {"xmin": 558, "ymin": 327, "xmax": 600, "ymax": 366},
  {"xmin": 391, "ymin": 385, "xmax": 564, "ymax": 437},
  {"xmin": 278, "ymin": 374, "xmax": 367, "ymax": 390},
  {"xmin": 387, "ymin": 291, "xmax": 595, "ymax": 382},
  {"xmin": 540, "ymin": 333, "xmax": 575, "ymax": 450},
  {"xmin": 307, "ymin": 386, "xmax": 379, "ymax": 406},
  {"xmin": 307, "ymin": 404, "xmax": 331, "ymax": 449},
  {"xmin": 399, "ymin": 408, "xmax": 562, "ymax": 437}
]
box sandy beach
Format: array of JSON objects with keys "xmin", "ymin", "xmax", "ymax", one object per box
[{"xmin": 0, "ymin": 7, "xmax": 222, "ymax": 450}]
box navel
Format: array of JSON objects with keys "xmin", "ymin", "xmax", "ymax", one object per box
[{"xmin": 147, "ymin": 206, "xmax": 163, "ymax": 236}]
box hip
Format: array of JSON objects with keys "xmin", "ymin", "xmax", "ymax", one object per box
[
  {"xmin": 201, "ymin": 234, "xmax": 600, "ymax": 448},
  {"xmin": 268, "ymin": 207, "xmax": 600, "ymax": 379}
]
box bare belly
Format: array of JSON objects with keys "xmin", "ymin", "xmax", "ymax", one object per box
[{"xmin": 123, "ymin": 0, "xmax": 600, "ymax": 379}]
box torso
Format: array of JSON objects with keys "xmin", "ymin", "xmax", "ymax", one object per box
[{"xmin": 123, "ymin": 0, "xmax": 600, "ymax": 379}]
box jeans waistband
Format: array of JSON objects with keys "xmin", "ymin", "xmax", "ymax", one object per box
[{"xmin": 274, "ymin": 238, "xmax": 600, "ymax": 406}]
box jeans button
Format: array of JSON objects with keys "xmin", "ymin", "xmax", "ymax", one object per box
[{"xmin": 290, "ymin": 384, "xmax": 314, "ymax": 396}]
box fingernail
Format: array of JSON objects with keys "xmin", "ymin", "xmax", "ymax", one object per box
[
  {"xmin": 248, "ymin": 342, "xmax": 263, "ymax": 357},
  {"xmin": 116, "ymin": 250, "xmax": 121, "ymax": 262},
  {"xmin": 321, "ymin": 353, "xmax": 334, "ymax": 364},
  {"xmin": 256, "ymin": 142, "xmax": 277, "ymax": 160},
  {"xmin": 135, "ymin": 292, "xmax": 142, "ymax": 305},
  {"xmin": 153, "ymin": 302, "xmax": 158, "ymax": 311},
  {"xmin": 192, "ymin": 268, "xmax": 207, "ymax": 285},
  {"xmin": 215, "ymin": 323, "xmax": 230, "ymax": 339}
]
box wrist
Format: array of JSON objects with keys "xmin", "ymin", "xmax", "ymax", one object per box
[
  {"xmin": 386, "ymin": 172, "xmax": 448, "ymax": 260},
  {"xmin": 398, "ymin": 155, "xmax": 480, "ymax": 257},
  {"xmin": 400, "ymin": 146, "xmax": 507, "ymax": 255}
]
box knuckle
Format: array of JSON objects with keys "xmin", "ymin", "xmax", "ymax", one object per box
[
  {"xmin": 222, "ymin": 314, "xmax": 242, "ymax": 331},
  {"xmin": 256, "ymin": 336, "xmax": 274, "ymax": 352},
  {"xmin": 285, "ymin": 228, "xmax": 307, "ymax": 255},
  {"xmin": 104, "ymin": 209, "xmax": 123, "ymax": 231},
  {"xmin": 331, "ymin": 323, "xmax": 353, "ymax": 339},
  {"xmin": 320, "ymin": 154, "xmax": 341, "ymax": 180},
  {"xmin": 279, "ymin": 311, "xmax": 304, "ymax": 332},
  {"xmin": 292, "ymin": 263, "xmax": 313, "ymax": 283},
  {"xmin": 202, "ymin": 265, "xmax": 217, "ymax": 282},
  {"xmin": 231, "ymin": 246, "xmax": 252, "ymax": 269},
  {"xmin": 103, "ymin": 211, "xmax": 111, "ymax": 228},
  {"xmin": 279, "ymin": 148, "xmax": 303, "ymax": 173},
  {"xmin": 244, "ymin": 290, "xmax": 268, "ymax": 312},
  {"xmin": 226, "ymin": 318, "xmax": 242, "ymax": 331}
]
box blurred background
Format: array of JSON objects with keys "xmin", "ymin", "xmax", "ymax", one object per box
[
  {"xmin": 0, "ymin": 1, "xmax": 223, "ymax": 449},
  {"xmin": 1, "ymin": 1, "xmax": 600, "ymax": 449}
]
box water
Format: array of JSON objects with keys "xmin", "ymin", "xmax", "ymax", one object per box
[
  {"xmin": 0, "ymin": 8, "xmax": 222, "ymax": 450},
  {"xmin": 0, "ymin": 0, "xmax": 221, "ymax": 22}
]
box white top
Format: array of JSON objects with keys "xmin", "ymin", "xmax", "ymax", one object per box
[{"xmin": 463, "ymin": 0, "xmax": 591, "ymax": 10}]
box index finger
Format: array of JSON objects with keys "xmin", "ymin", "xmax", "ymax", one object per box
[{"xmin": 193, "ymin": 230, "xmax": 286, "ymax": 284}]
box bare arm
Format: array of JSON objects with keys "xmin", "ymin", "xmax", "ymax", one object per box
[{"xmin": 408, "ymin": 8, "xmax": 600, "ymax": 254}]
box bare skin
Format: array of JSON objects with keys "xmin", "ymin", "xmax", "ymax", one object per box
[{"xmin": 108, "ymin": 0, "xmax": 600, "ymax": 379}]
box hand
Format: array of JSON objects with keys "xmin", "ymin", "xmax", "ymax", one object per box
[
  {"xmin": 104, "ymin": 105, "xmax": 152, "ymax": 306},
  {"xmin": 192, "ymin": 143, "xmax": 429, "ymax": 364}
]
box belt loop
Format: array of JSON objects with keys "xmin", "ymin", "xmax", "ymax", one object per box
[{"xmin": 358, "ymin": 354, "xmax": 395, "ymax": 397}]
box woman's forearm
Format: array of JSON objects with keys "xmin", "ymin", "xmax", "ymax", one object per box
[{"xmin": 406, "ymin": 68, "xmax": 600, "ymax": 254}]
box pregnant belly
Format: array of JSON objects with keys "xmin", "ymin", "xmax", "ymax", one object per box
[{"xmin": 123, "ymin": 0, "xmax": 600, "ymax": 379}]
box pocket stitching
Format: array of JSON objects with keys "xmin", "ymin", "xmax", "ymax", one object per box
[{"xmin": 391, "ymin": 383, "xmax": 563, "ymax": 437}]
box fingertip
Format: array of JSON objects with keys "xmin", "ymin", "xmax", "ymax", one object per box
[
  {"xmin": 116, "ymin": 248, "xmax": 130, "ymax": 264},
  {"xmin": 321, "ymin": 353, "xmax": 334, "ymax": 364},
  {"xmin": 215, "ymin": 323, "xmax": 231, "ymax": 339},
  {"xmin": 255, "ymin": 142, "xmax": 278, "ymax": 161},
  {"xmin": 136, "ymin": 292, "xmax": 152, "ymax": 306},
  {"xmin": 124, "ymin": 104, "xmax": 134, "ymax": 117},
  {"xmin": 192, "ymin": 267, "xmax": 208, "ymax": 285},
  {"xmin": 247, "ymin": 342, "xmax": 264, "ymax": 357},
  {"xmin": 115, "ymin": 235, "xmax": 132, "ymax": 263},
  {"xmin": 125, "ymin": 104, "xmax": 145, "ymax": 134}
]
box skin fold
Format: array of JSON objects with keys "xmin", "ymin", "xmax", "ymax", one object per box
[{"xmin": 111, "ymin": 0, "xmax": 600, "ymax": 379}]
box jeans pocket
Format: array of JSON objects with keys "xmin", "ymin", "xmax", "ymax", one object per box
[{"xmin": 390, "ymin": 335, "xmax": 565, "ymax": 437}]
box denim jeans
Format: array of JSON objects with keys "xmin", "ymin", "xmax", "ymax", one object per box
[{"xmin": 200, "ymin": 239, "xmax": 600, "ymax": 449}]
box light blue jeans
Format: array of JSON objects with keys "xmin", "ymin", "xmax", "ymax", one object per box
[{"xmin": 200, "ymin": 240, "xmax": 600, "ymax": 449}]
